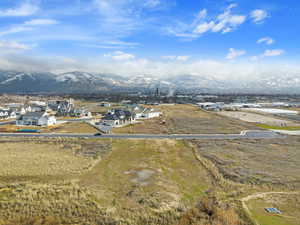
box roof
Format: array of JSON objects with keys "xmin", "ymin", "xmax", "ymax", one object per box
[
  {"xmin": 103, "ymin": 114, "xmax": 120, "ymax": 121},
  {"xmin": 18, "ymin": 112, "xmax": 46, "ymax": 120}
]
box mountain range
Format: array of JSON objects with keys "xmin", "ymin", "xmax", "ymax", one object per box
[{"xmin": 0, "ymin": 70, "xmax": 299, "ymax": 94}]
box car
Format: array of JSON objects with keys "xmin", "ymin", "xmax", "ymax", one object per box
[{"xmin": 94, "ymin": 133, "xmax": 102, "ymax": 136}]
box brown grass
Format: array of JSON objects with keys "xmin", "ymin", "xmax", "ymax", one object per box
[
  {"xmin": 114, "ymin": 104, "xmax": 259, "ymax": 134},
  {"xmin": 49, "ymin": 122, "xmax": 98, "ymax": 133}
]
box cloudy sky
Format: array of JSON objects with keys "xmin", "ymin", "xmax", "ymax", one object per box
[{"xmin": 0, "ymin": 0, "xmax": 299, "ymax": 79}]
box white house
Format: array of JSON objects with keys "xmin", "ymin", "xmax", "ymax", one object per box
[
  {"xmin": 141, "ymin": 108, "xmax": 161, "ymax": 119},
  {"xmin": 16, "ymin": 112, "xmax": 56, "ymax": 126}
]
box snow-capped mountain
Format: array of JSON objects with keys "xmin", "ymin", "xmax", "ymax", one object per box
[{"xmin": 0, "ymin": 70, "xmax": 299, "ymax": 94}]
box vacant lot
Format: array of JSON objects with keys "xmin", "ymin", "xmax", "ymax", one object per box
[
  {"xmin": 0, "ymin": 138, "xmax": 226, "ymax": 225},
  {"xmin": 218, "ymin": 111, "xmax": 296, "ymax": 126},
  {"xmin": 0, "ymin": 138, "xmax": 111, "ymax": 183},
  {"xmin": 247, "ymin": 193, "xmax": 300, "ymax": 225},
  {"xmin": 49, "ymin": 122, "xmax": 99, "ymax": 133},
  {"xmin": 192, "ymin": 137, "xmax": 300, "ymax": 188},
  {"xmin": 80, "ymin": 139, "xmax": 212, "ymax": 207},
  {"xmin": 115, "ymin": 104, "xmax": 259, "ymax": 134}
]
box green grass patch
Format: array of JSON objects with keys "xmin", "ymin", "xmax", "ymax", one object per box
[{"xmin": 256, "ymin": 123, "xmax": 300, "ymax": 130}]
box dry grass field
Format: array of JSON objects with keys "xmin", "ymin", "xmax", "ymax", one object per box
[
  {"xmin": 0, "ymin": 137, "xmax": 247, "ymax": 225},
  {"xmin": 192, "ymin": 137, "xmax": 300, "ymax": 189},
  {"xmin": 114, "ymin": 104, "xmax": 259, "ymax": 134},
  {"xmin": 0, "ymin": 133, "xmax": 299, "ymax": 224},
  {"xmin": 217, "ymin": 111, "xmax": 297, "ymax": 126},
  {"xmin": 0, "ymin": 138, "xmax": 111, "ymax": 183},
  {"xmin": 49, "ymin": 122, "xmax": 99, "ymax": 133}
]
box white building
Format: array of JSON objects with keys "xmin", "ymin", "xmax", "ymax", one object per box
[{"xmin": 16, "ymin": 112, "xmax": 56, "ymax": 126}]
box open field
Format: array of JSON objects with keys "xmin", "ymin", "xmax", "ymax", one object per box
[
  {"xmin": 115, "ymin": 104, "xmax": 259, "ymax": 134},
  {"xmin": 1, "ymin": 135, "xmax": 300, "ymax": 224},
  {"xmin": 192, "ymin": 137, "xmax": 300, "ymax": 189},
  {"xmin": 0, "ymin": 122, "xmax": 99, "ymax": 134},
  {"xmin": 246, "ymin": 193, "xmax": 300, "ymax": 225},
  {"xmin": 49, "ymin": 122, "xmax": 99, "ymax": 133},
  {"xmin": 0, "ymin": 138, "xmax": 111, "ymax": 183},
  {"xmin": 75, "ymin": 101, "xmax": 123, "ymax": 114},
  {"xmin": 218, "ymin": 111, "xmax": 297, "ymax": 126},
  {"xmin": 0, "ymin": 138, "xmax": 246, "ymax": 224}
]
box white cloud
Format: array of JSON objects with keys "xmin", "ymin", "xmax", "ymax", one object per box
[
  {"xmin": 0, "ymin": 2, "xmax": 39, "ymax": 17},
  {"xmin": 197, "ymin": 9, "xmax": 207, "ymax": 19},
  {"xmin": 226, "ymin": 48, "xmax": 246, "ymax": 60},
  {"xmin": 104, "ymin": 51, "xmax": 135, "ymax": 61},
  {"xmin": 0, "ymin": 19, "xmax": 59, "ymax": 37},
  {"xmin": 0, "ymin": 40, "xmax": 32, "ymax": 53},
  {"xmin": 0, "ymin": 26, "xmax": 33, "ymax": 36},
  {"xmin": 263, "ymin": 49, "xmax": 284, "ymax": 57},
  {"xmin": 169, "ymin": 4, "xmax": 246, "ymax": 39},
  {"xmin": 162, "ymin": 55, "xmax": 190, "ymax": 61},
  {"xmin": 251, "ymin": 49, "xmax": 284, "ymax": 60},
  {"xmin": 257, "ymin": 37, "xmax": 274, "ymax": 45},
  {"xmin": 194, "ymin": 21, "xmax": 215, "ymax": 34},
  {"xmin": 92, "ymin": 0, "xmax": 162, "ymax": 38},
  {"xmin": 143, "ymin": 0, "xmax": 161, "ymax": 8},
  {"xmin": 24, "ymin": 19, "xmax": 58, "ymax": 26},
  {"xmin": 250, "ymin": 9, "xmax": 268, "ymax": 23}
]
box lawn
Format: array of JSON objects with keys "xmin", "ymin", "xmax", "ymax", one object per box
[
  {"xmin": 256, "ymin": 123, "xmax": 300, "ymax": 130},
  {"xmin": 247, "ymin": 193, "xmax": 300, "ymax": 225}
]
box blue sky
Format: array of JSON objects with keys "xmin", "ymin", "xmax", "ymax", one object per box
[{"xmin": 0, "ymin": 0, "xmax": 299, "ymax": 79}]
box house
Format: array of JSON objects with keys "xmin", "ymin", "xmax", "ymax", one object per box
[
  {"xmin": 0, "ymin": 109, "xmax": 17, "ymax": 119},
  {"xmin": 102, "ymin": 109, "xmax": 135, "ymax": 127},
  {"xmin": 142, "ymin": 108, "xmax": 161, "ymax": 119},
  {"xmin": 48, "ymin": 99, "xmax": 74, "ymax": 116},
  {"xmin": 70, "ymin": 108, "xmax": 92, "ymax": 118},
  {"xmin": 99, "ymin": 102, "xmax": 111, "ymax": 107},
  {"xmin": 16, "ymin": 112, "xmax": 56, "ymax": 126},
  {"xmin": 197, "ymin": 102, "xmax": 222, "ymax": 111}
]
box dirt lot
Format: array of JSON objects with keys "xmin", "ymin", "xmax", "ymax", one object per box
[
  {"xmin": 218, "ymin": 111, "xmax": 296, "ymax": 126},
  {"xmin": 192, "ymin": 137, "xmax": 300, "ymax": 189},
  {"xmin": 115, "ymin": 104, "xmax": 259, "ymax": 134}
]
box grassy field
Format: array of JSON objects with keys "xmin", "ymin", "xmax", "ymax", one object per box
[
  {"xmin": 256, "ymin": 123, "xmax": 300, "ymax": 130},
  {"xmin": 1, "ymin": 134, "xmax": 299, "ymax": 224},
  {"xmin": 114, "ymin": 104, "xmax": 259, "ymax": 134},
  {"xmin": 80, "ymin": 139, "xmax": 212, "ymax": 206},
  {"xmin": 0, "ymin": 137, "xmax": 246, "ymax": 225},
  {"xmin": 0, "ymin": 138, "xmax": 111, "ymax": 183},
  {"xmin": 247, "ymin": 193, "xmax": 300, "ymax": 225},
  {"xmin": 49, "ymin": 122, "xmax": 99, "ymax": 133},
  {"xmin": 192, "ymin": 137, "xmax": 300, "ymax": 189}
]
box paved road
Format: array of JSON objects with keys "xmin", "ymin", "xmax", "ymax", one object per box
[
  {"xmin": 0, "ymin": 130, "xmax": 284, "ymax": 139},
  {"xmin": 0, "ymin": 120, "xmax": 16, "ymax": 125}
]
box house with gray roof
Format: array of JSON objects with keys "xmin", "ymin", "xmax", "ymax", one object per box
[{"xmin": 16, "ymin": 112, "xmax": 56, "ymax": 126}]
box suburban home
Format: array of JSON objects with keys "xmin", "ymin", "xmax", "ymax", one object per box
[
  {"xmin": 102, "ymin": 109, "xmax": 135, "ymax": 127},
  {"xmin": 70, "ymin": 108, "xmax": 92, "ymax": 118},
  {"xmin": 141, "ymin": 108, "xmax": 161, "ymax": 119},
  {"xmin": 0, "ymin": 109, "xmax": 17, "ymax": 120},
  {"xmin": 16, "ymin": 112, "xmax": 56, "ymax": 126},
  {"xmin": 48, "ymin": 99, "xmax": 74, "ymax": 116},
  {"xmin": 99, "ymin": 102, "xmax": 111, "ymax": 107}
]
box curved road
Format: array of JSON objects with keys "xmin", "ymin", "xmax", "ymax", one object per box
[{"xmin": 0, "ymin": 131, "xmax": 284, "ymax": 139}]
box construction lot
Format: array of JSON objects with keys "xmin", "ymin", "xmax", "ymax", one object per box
[{"xmin": 217, "ymin": 111, "xmax": 297, "ymax": 126}]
